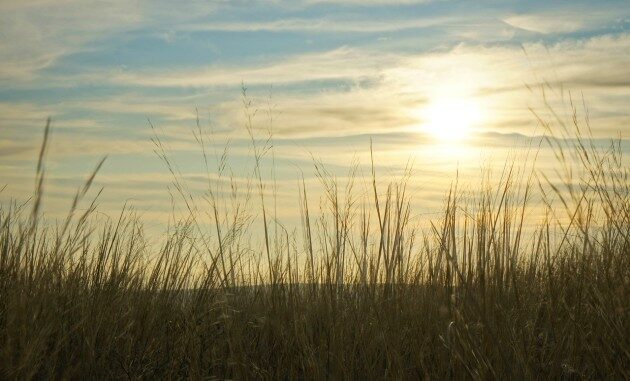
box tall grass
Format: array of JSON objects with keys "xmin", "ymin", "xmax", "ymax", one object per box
[{"xmin": 0, "ymin": 93, "xmax": 628, "ymax": 379}]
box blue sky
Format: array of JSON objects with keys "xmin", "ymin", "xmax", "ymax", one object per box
[{"xmin": 0, "ymin": 0, "xmax": 629, "ymax": 226}]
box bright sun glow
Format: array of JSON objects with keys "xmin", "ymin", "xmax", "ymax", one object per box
[{"xmin": 423, "ymin": 97, "xmax": 483, "ymax": 142}]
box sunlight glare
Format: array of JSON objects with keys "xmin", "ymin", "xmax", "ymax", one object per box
[{"xmin": 423, "ymin": 96, "xmax": 482, "ymax": 142}]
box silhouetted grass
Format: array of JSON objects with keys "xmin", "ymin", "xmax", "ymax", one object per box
[{"xmin": 0, "ymin": 93, "xmax": 628, "ymax": 379}]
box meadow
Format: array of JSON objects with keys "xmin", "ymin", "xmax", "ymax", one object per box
[{"xmin": 0, "ymin": 97, "xmax": 628, "ymax": 380}]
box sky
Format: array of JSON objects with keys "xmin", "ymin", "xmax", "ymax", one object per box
[{"xmin": 0, "ymin": 0, "xmax": 629, "ymax": 233}]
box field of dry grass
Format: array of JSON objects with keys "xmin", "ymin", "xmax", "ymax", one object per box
[{"xmin": 0, "ymin": 98, "xmax": 628, "ymax": 379}]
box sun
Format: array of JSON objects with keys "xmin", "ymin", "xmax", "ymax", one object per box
[{"xmin": 422, "ymin": 96, "xmax": 483, "ymax": 142}]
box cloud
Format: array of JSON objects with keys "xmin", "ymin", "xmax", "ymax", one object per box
[
  {"xmin": 9, "ymin": 33, "xmax": 627, "ymax": 145},
  {"xmin": 64, "ymin": 98, "xmax": 198, "ymax": 121},
  {"xmin": 0, "ymin": 1, "xmax": 140, "ymax": 80},
  {"xmin": 102, "ymin": 47, "xmax": 398, "ymax": 88},
  {"xmin": 0, "ymin": 102, "xmax": 57, "ymax": 124},
  {"xmin": 0, "ymin": 0, "xmax": 220, "ymax": 81},
  {"xmin": 503, "ymin": 9, "xmax": 626, "ymax": 34},
  {"xmin": 185, "ymin": 15, "xmax": 451, "ymax": 33},
  {"xmin": 504, "ymin": 14, "xmax": 584, "ymax": 34}
]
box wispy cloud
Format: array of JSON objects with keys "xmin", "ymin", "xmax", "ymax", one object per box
[
  {"xmin": 103, "ymin": 47, "xmax": 397, "ymax": 88},
  {"xmin": 0, "ymin": 0, "xmax": 221, "ymax": 81},
  {"xmin": 54, "ymin": 33, "xmax": 626, "ymax": 137},
  {"xmin": 0, "ymin": 1, "xmax": 141, "ymax": 80},
  {"xmin": 503, "ymin": 9, "xmax": 627, "ymax": 34},
  {"xmin": 4, "ymin": 32, "xmax": 628, "ymax": 149},
  {"xmin": 184, "ymin": 16, "xmax": 451, "ymax": 33}
]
